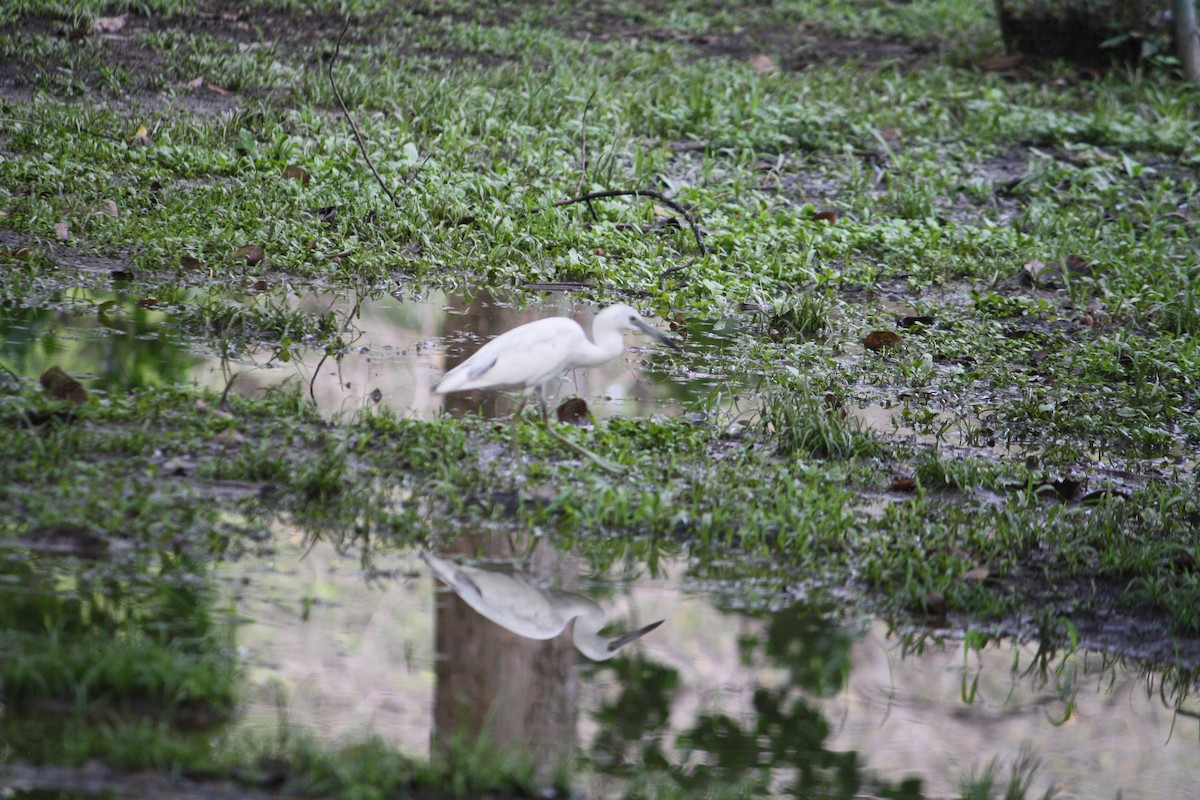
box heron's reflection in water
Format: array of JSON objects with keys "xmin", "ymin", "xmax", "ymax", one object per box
[
  {"xmin": 425, "ymin": 552, "xmax": 664, "ymax": 660},
  {"xmin": 427, "ymin": 537, "xmax": 663, "ymax": 785}
]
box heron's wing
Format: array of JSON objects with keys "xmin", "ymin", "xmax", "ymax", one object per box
[{"xmin": 437, "ymin": 318, "xmax": 582, "ymax": 393}]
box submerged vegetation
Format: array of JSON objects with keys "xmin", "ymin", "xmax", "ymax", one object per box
[{"xmin": 2, "ymin": 0, "xmax": 1200, "ymax": 796}]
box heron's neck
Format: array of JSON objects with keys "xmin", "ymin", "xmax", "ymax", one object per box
[{"xmin": 576, "ymin": 330, "xmax": 625, "ymax": 367}]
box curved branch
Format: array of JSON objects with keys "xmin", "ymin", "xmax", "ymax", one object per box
[
  {"xmin": 329, "ymin": 17, "xmax": 401, "ymax": 207},
  {"xmin": 552, "ymin": 189, "xmax": 709, "ymax": 256}
]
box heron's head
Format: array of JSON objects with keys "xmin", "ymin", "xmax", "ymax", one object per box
[{"xmin": 597, "ymin": 304, "xmax": 681, "ymax": 351}]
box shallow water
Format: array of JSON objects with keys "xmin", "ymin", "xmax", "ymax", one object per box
[
  {"xmin": 6, "ymin": 286, "xmax": 1200, "ymax": 798},
  {"xmin": 0, "ymin": 288, "xmax": 729, "ymax": 420},
  {"xmin": 221, "ymin": 526, "xmax": 1200, "ymax": 799}
]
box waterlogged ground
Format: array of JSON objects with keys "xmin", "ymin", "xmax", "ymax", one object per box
[{"xmin": 3, "ymin": 0, "xmax": 1200, "ymax": 797}]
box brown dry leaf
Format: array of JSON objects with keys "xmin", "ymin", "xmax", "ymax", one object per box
[
  {"xmin": 97, "ymin": 200, "xmax": 119, "ymax": 217},
  {"xmin": 0, "ymin": 247, "xmax": 32, "ymax": 260},
  {"xmin": 213, "ymin": 428, "xmax": 246, "ymax": 446},
  {"xmin": 748, "ymin": 53, "xmax": 777, "ymax": 75},
  {"xmin": 978, "ymin": 54, "xmax": 1025, "ymax": 71},
  {"xmin": 556, "ymin": 397, "xmax": 592, "ymax": 427},
  {"xmin": 863, "ymin": 330, "xmax": 902, "ymax": 351},
  {"xmin": 92, "ymin": 15, "xmax": 127, "ymax": 33},
  {"xmin": 282, "ymin": 164, "xmax": 310, "ymax": 184},
  {"xmin": 180, "ymin": 255, "xmax": 203, "ymax": 271},
  {"xmin": 961, "ymin": 566, "xmax": 990, "ymax": 582},
  {"xmin": 40, "ymin": 366, "xmax": 88, "ymax": 404},
  {"xmin": 54, "ymin": 221, "xmax": 70, "ymax": 240},
  {"xmin": 229, "ymin": 244, "xmax": 265, "ymax": 265},
  {"xmin": 186, "ymin": 77, "xmax": 204, "ymax": 88},
  {"xmin": 889, "ymin": 477, "xmax": 917, "ymax": 492},
  {"xmin": 323, "ymin": 249, "xmax": 353, "ymax": 260},
  {"xmin": 592, "ymin": 248, "xmax": 607, "ymax": 256},
  {"xmin": 110, "ymin": 270, "xmax": 136, "ymax": 282},
  {"xmin": 206, "ymin": 83, "xmax": 229, "ymax": 96},
  {"xmin": 195, "ymin": 399, "xmax": 232, "ymax": 419},
  {"xmin": 137, "ymin": 298, "xmax": 158, "ymax": 308},
  {"xmin": 811, "ymin": 209, "xmax": 838, "ymax": 223},
  {"xmin": 250, "ymin": 279, "xmax": 269, "ymax": 292},
  {"xmin": 127, "ymin": 125, "xmax": 152, "ymax": 148}
]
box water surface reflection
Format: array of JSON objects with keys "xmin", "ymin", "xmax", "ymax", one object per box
[{"xmin": 221, "ymin": 529, "xmax": 1200, "ymax": 799}]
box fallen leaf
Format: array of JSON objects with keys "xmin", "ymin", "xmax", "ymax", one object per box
[
  {"xmin": 206, "ymin": 83, "xmax": 229, "ymax": 96},
  {"xmin": 961, "ymin": 566, "xmax": 990, "ymax": 582},
  {"xmin": 213, "ymin": 428, "xmax": 246, "ymax": 446},
  {"xmin": 54, "ymin": 221, "xmax": 70, "ymax": 240},
  {"xmin": 811, "ymin": 209, "xmax": 838, "ymax": 223},
  {"xmin": 97, "ymin": 200, "xmax": 119, "ymax": 217},
  {"xmin": 890, "ymin": 477, "xmax": 917, "ymax": 492},
  {"xmin": 863, "ymin": 330, "xmax": 902, "ymax": 351},
  {"xmin": 0, "ymin": 247, "xmax": 32, "ymax": 260},
  {"xmin": 282, "ymin": 164, "xmax": 310, "ymax": 184},
  {"xmin": 186, "ymin": 77, "xmax": 204, "ymax": 88},
  {"xmin": 137, "ymin": 298, "xmax": 158, "ymax": 308},
  {"xmin": 229, "ymin": 244, "xmax": 265, "ymax": 265},
  {"xmin": 556, "ymin": 397, "xmax": 592, "ymax": 427},
  {"xmin": 250, "ymin": 279, "xmax": 269, "ymax": 292},
  {"xmin": 92, "ymin": 15, "xmax": 127, "ymax": 33},
  {"xmin": 323, "ymin": 249, "xmax": 353, "ymax": 260},
  {"xmin": 110, "ymin": 270, "xmax": 136, "ymax": 282},
  {"xmin": 978, "ymin": 54, "xmax": 1025, "ymax": 71},
  {"xmin": 195, "ymin": 399, "xmax": 232, "ymax": 419},
  {"xmin": 127, "ymin": 124, "xmax": 152, "ymax": 147},
  {"xmin": 40, "ymin": 366, "xmax": 88, "ymax": 404},
  {"xmin": 180, "ymin": 255, "xmax": 203, "ymax": 271},
  {"xmin": 748, "ymin": 53, "xmax": 777, "ymax": 74}
]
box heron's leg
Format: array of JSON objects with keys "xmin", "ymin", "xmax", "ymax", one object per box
[
  {"xmin": 510, "ymin": 393, "xmax": 530, "ymax": 453},
  {"xmin": 537, "ymin": 388, "xmax": 625, "ymax": 474}
]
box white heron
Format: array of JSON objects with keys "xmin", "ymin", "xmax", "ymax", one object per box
[
  {"xmin": 435, "ymin": 303, "xmax": 679, "ymax": 471},
  {"xmin": 423, "ymin": 552, "xmax": 664, "ymax": 661}
]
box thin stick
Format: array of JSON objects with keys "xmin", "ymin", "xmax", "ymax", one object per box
[
  {"xmin": 329, "ymin": 16, "xmax": 400, "ymax": 208},
  {"xmin": 575, "ymin": 91, "xmax": 598, "ymax": 221},
  {"xmin": 310, "ymin": 352, "xmax": 329, "ymax": 404},
  {"xmin": 552, "ymin": 189, "xmax": 708, "ymax": 255}
]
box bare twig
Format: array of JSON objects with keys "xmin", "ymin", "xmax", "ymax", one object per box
[
  {"xmin": 219, "ymin": 371, "xmax": 242, "ymax": 411},
  {"xmin": 310, "ymin": 352, "xmax": 329, "ymax": 404},
  {"xmin": 575, "ymin": 91, "xmax": 598, "ymax": 221},
  {"xmin": 553, "ymin": 189, "xmax": 709, "ymax": 255},
  {"xmin": 329, "ymin": 16, "xmax": 400, "ymax": 207}
]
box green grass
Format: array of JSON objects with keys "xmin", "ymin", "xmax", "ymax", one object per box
[{"xmin": 2, "ymin": 0, "xmax": 1200, "ymax": 796}]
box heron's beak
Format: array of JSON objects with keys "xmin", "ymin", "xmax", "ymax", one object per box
[
  {"xmin": 633, "ymin": 319, "xmax": 682, "ymax": 352},
  {"xmin": 606, "ymin": 618, "xmax": 665, "ymax": 653}
]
